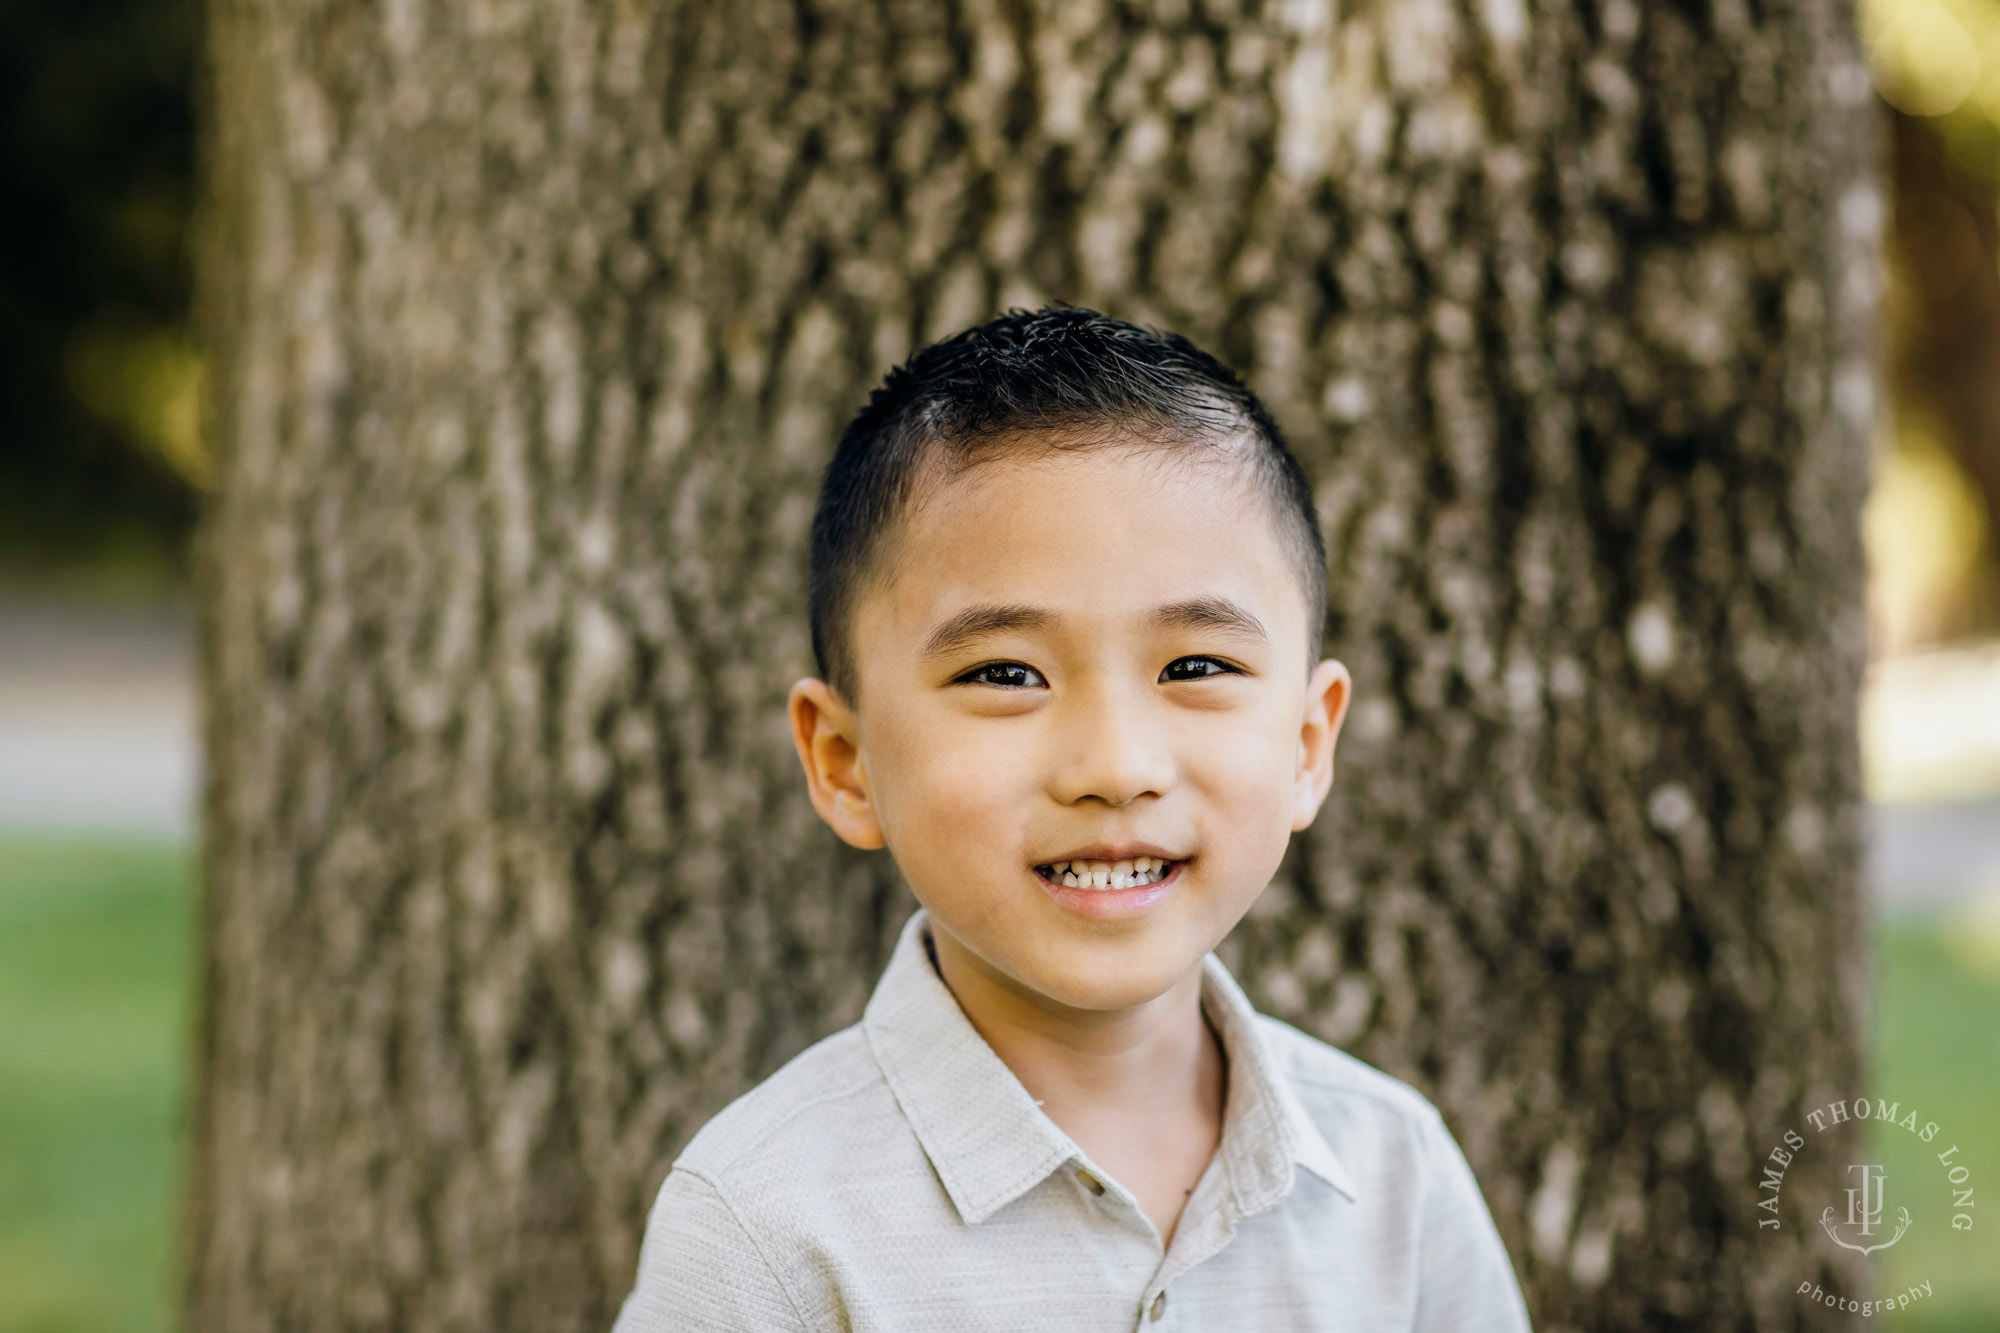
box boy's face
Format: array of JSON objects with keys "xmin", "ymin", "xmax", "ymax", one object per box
[{"xmin": 789, "ymin": 439, "xmax": 1350, "ymax": 1013}]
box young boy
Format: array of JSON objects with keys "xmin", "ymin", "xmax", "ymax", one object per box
[{"xmin": 613, "ymin": 306, "xmax": 1532, "ymax": 1331}]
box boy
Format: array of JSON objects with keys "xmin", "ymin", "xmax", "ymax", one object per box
[{"xmin": 613, "ymin": 306, "xmax": 1533, "ymax": 1331}]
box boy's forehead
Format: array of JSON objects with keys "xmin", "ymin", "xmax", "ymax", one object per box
[{"xmin": 858, "ymin": 443, "xmax": 1298, "ymax": 646}]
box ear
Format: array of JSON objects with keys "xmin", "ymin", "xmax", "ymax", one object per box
[
  {"xmin": 788, "ymin": 677, "xmax": 886, "ymax": 850},
  {"xmin": 1291, "ymin": 659, "xmax": 1352, "ymax": 832}
]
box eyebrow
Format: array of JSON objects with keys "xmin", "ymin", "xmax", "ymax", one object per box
[{"xmin": 919, "ymin": 596, "xmax": 1268, "ymax": 660}]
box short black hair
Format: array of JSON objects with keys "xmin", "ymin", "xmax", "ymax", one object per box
[{"xmin": 808, "ymin": 304, "xmax": 1326, "ymax": 704}]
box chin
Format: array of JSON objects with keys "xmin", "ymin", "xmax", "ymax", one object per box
[{"xmin": 1026, "ymin": 950, "xmax": 1191, "ymax": 1012}]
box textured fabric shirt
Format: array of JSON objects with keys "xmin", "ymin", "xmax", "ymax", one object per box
[{"xmin": 612, "ymin": 906, "xmax": 1533, "ymax": 1332}]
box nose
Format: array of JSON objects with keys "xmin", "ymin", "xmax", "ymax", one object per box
[{"xmin": 1046, "ymin": 677, "xmax": 1177, "ymax": 808}]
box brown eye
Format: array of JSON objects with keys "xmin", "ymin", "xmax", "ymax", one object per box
[
  {"xmin": 1161, "ymin": 656, "xmax": 1236, "ymax": 682},
  {"xmin": 962, "ymin": 662, "xmax": 1046, "ymax": 688}
]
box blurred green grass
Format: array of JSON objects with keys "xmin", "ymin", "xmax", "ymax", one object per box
[
  {"xmin": 1872, "ymin": 907, "xmax": 2000, "ymax": 1333},
  {"xmin": 0, "ymin": 835, "xmax": 194, "ymax": 1333},
  {"xmin": 0, "ymin": 834, "xmax": 1994, "ymax": 1331}
]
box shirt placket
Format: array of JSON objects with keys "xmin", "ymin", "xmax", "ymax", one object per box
[
  {"xmin": 1067, "ymin": 1139, "xmax": 1246, "ymax": 1331},
  {"xmin": 1061, "ymin": 1159, "xmax": 1183, "ymax": 1328}
]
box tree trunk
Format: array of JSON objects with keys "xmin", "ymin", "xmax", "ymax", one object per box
[{"xmin": 186, "ymin": 0, "xmax": 1879, "ymax": 1329}]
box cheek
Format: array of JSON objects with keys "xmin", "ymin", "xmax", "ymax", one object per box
[
  {"xmin": 871, "ymin": 714, "xmax": 1036, "ymax": 851},
  {"xmin": 1182, "ymin": 709, "xmax": 1300, "ymax": 828}
]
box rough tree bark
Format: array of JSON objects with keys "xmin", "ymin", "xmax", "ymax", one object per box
[{"xmin": 187, "ymin": 0, "xmax": 1879, "ymax": 1329}]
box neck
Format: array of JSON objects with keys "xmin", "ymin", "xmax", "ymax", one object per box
[{"xmin": 925, "ymin": 921, "xmax": 1224, "ymax": 1122}]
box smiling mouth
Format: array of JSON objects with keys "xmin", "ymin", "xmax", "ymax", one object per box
[{"xmin": 1034, "ymin": 857, "xmax": 1181, "ymax": 891}]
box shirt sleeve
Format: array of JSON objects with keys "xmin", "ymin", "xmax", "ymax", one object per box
[
  {"xmin": 1411, "ymin": 1114, "xmax": 1535, "ymax": 1332},
  {"xmin": 610, "ymin": 1165, "xmax": 811, "ymax": 1333}
]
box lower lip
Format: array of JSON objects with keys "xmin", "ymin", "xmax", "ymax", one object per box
[{"xmin": 1033, "ymin": 861, "xmax": 1185, "ymax": 920}]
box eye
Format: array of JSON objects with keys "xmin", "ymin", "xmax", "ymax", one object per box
[
  {"xmin": 1160, "ymin": 655, "xmax": 1240, "ymax": 683},
  {"xmin": 958, "ymin": 661, "xmax": 1047, "ymax": 689}
]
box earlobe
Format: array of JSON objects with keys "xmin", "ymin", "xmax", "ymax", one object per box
[{"xmin": 787, "ymin": 678, "xmax": 886, "ymax": 851}]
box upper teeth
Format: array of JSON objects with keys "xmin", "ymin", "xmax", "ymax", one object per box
[{"xmin": 1042, "ymin": 857, "xmax": 1172, "ymax": 890}]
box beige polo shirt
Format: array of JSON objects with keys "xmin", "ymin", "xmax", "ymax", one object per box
[{"xmin": 612, "ymin": 907, "xmax": 1533, "ymax": 1331}]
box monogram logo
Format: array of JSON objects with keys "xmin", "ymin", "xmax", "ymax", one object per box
[{"xmin": 1818, "ymin": 1163, "xmax": 1912, "ymax": 1256}]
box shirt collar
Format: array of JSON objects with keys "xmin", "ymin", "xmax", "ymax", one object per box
[
  {"xmin": 1196, "ymin": 930, "xmax": 1358, "ymax": 1211},
  {"xmin": 861, "ymin": 906, "xmax": 1357, "ymax": 1227}
]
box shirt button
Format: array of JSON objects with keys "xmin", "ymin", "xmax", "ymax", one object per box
[
  {"xmin": 1075, "ymin": 1168, "xmax": 1106, "ymax": 1196},
  {"xmin": 1149, "ymin": 1291, "xmax": 1167, "ymax": 1321}
]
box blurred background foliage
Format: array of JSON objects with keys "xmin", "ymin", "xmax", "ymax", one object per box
[
  {"xmin": 0, "ymin": 0, "xmax": 202, "ymax": 597},
  {"xmin": 1, "ymin": 1, "xmax": 1997, "ymax": 1331},
  {"xmin": 1865, "ymin": 0, "xmax": 2000, "ymax": 652}
]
